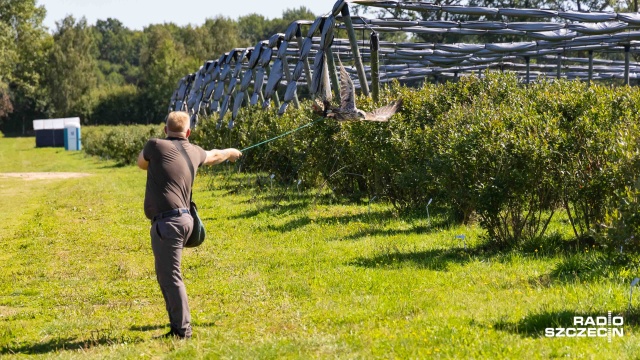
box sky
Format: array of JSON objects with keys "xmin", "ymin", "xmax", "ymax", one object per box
[{"xmin": 36, "ymin": 0, "xmax": 336, "ymax": 31}]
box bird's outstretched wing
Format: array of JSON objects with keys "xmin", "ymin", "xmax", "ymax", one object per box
[
  {"xmin": 364, "ymin": 99, "xmax": 403, "ymax": 122},
  {"xmin": 338, "ymin": 60, "xmax": 357, "ymax": 111}
]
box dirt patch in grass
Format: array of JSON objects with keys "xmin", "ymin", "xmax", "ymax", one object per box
[
  {"xmin": 0, "ymin": 306, "xmax": 20, "ymax": 318},
  {"xmin": 0, "ymin": 172, "xmax": 91, "ymax": 180}
]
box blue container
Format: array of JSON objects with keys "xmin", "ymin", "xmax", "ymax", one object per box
[{"xmin": 64, "ymin": 125, "xmax": 82, "ymax": 151}]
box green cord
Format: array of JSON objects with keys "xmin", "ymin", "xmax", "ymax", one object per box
[{"xmin": 240, "ymin": 117, "xmax": 325, "ymax": 152}]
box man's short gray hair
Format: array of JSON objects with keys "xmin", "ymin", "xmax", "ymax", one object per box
[{"xmin": 166, "ymin": 111, "xmax": 190, "ymax": 133}]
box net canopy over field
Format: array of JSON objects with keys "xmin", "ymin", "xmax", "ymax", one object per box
[{"xmin": 169, "ymin": 0, "xmax": 640, "ymax": 128}]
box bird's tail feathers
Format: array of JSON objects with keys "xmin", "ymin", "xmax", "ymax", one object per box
[
  {"xmin": 312, "ymin": 97, "xmax": 334, "ymax": 117},
  {"xmin": 312, "ymin": 98, "xmax": 324, "ymax": 115}
]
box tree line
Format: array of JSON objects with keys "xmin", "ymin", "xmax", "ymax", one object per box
[{"xmin": 0, "ymin": 0, "xmax": 316, "ymax": 134}]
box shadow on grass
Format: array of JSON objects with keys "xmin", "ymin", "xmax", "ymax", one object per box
[
  {"xmin": 203, "ymin": 172, "xmax": 304, "ymax": 194},
  {"xmin": 339, "ymin": 218, "xmax": 450, "ymax": 241},
  {"xmin": 0, "ymin": 331, "xmax": 141, "ymax": 355},
  {"xmin": 267, "ymin": 216, "xmax": 312, "ymax": 231},
  {"xmin": 205, "ymin": 170, "xmax": 640, "ymax": 282},
  {"xmin": 129, "ymin": 324, "xmax": 166, "ymax": 331},
  {"xmin": 349, "ymin": 232, "xmax": 613, "ymax": 273},
  {"xmin": 256, "ymin": 192, "xmax": 319, "ymax": 203},
  {"xmin": 266, "ymin": 210, "xmax": 396, "ymax": 233},
  {"xmin": 351, "ymin": 247, "xmax": 473, "ymax": 271},
  {"xmin": 546, "ymin": 251, "xmax": 640, "ymax": 283},
  {"xmin": 493, "ymin": 310, "xmax": 585, "ymax": 337},
  {"xmin": 129, "ymin": 321, "xmax": 219, "ymax": 335},
  {"xmin": 227, "ymin": 201, "xmax": 310, "ymax": 220},
  {"xmin": 492, "ymin": 307, "xmax": 640, "ymax": 337},
  {"xmin": 98, "ymin": 163, "xmax": 128, "ymax": 169}
]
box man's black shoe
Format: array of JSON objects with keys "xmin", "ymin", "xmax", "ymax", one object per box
[{"xmin": 155, "ymin": 328, "xmax": 191, "ymax": 340}]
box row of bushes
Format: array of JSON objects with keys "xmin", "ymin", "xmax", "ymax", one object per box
[
  {"xmin": 191, "ymin": 73, "xmax": 640, "ymax": 249},
  {"xmin": 83, "ymin": 73, "xmax": 640, "ymax": 250},
  {"xmin": 83, "ymin": 124, "xmax": 164, "ymax": 165}
]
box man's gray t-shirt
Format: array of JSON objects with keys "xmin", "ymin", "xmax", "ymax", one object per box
[{"xmin": 142, "ymin": 137, "xmax": 207, "ymax": 220}]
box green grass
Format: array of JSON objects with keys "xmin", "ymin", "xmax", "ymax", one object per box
[{"xmin": 1, "ymin": 136, "xmax": 639, "ymax": 359}]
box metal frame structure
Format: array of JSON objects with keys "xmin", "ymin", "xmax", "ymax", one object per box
[{"xmin": 168, "ymin": 0, "xmax": 640, "ymax": 129}]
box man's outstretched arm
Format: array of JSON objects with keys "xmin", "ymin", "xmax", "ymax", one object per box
[
  {"xmin": 137, "ymin": 150, "xmax": 149, "ymax": 170},
  {"xmin": 203, "ymin": 148, "xmax": 242, "ymax": 166}
]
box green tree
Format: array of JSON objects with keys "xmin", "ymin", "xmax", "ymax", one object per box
[
  {"xmin": 0, "ymin": 20, "xmax": 16, "ymax": 85},
  {"xmin": 94, "ymin": 18, "xmax": 136, "ymax": 65},
  {"xmin": 191, "ymin": 16, "xmax": 245, "ymax": 59},
  {"xmin": 281, "ymin": 6, "xmax": 316, "ymax": 22},
  {"xmin": 139, "ymin": 25, "xmax": 196, "ymax": 122},
  {"xmin": 238, "ymin": 13, "xmax": 269, "ymax": 45},
  {"xmin": 91, "ymin": 18, "xmax": 151, "ymax": 89},
  {"xmin": 0, "ymin": 83, "xmax": 12, "ymax": 119},
  {"xmin": 238, "ymin": 8, "xmax": 316, "ymax": 47},
  {"xmin": 47, "ymin": 16, "xmax": 98, "ymax": 120},
  {"xmin": 266, "ymin": 7, "xmax": 317, "ymax": 41},
  {"xmin": 0, "ymin": 19, "xmax": 15, "ymax": 119},
  {"xmin": 0, "ymin": 0, "xmax": 52, "ymax": 134}
]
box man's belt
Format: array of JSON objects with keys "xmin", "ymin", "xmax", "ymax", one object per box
[{"xmin": 152, "ymin": 208, "xmax": 190, "ymax": 222}]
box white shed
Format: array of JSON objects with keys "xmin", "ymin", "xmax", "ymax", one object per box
[{"xmin": 33, "ymin": 118, "xmax": 81, "ymax": 148}]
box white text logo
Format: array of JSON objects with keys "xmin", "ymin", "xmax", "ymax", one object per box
[{"xmin": 545, "ymin": 312, "xmax": 624, "ymax": 342}]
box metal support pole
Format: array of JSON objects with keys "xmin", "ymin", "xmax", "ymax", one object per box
[
  {"xmin": 282, "ymin": 55, "xmax": 300, "ymax": 108},
  {"xmin": 247, "ymin": 70, "xmax": 257, "ymax": 108},
  {"xmin": 341, "ymin": 4, "xmax": 370, "ymax": 97},
  {"xmin": 557, "ymin": 52, "xmax": 562, "ymax": 79},
  {"xmin": 322, "ymin": 53, "xmax": 331, "ymax": 102},
  {"xmin": 370, "ymin": 32, "xmax": 380, "ymax": 103},
  {"xmin": 625, "ymin": 45, "xmax": 631, "ymax": 86},
  {"xmin": 525, "ymin": 56, "xmax": 531, "ymax": 84},
  {"xmin": 326, "ymin": 47, "xmax": 341, "ymax": 103},
  {"xmin": 265, "ymin": 66, "xmax": 281, "ymax": 108},
  {"xmin": 296, "ymin": 26, "xmax": 314, "ymax": 93},
  {"xmin": 588, "ymin": 50, "xmax": 593, "ymax": 86}
]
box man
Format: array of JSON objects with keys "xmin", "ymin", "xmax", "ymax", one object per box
[{"xmin": 137, "ymin": 111, "xmax": 242, "ymax": 339}]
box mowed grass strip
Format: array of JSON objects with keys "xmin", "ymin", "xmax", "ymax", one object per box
[{"xmin": 0, "ymin": 136, "xmax": 638, "ymax": 359}]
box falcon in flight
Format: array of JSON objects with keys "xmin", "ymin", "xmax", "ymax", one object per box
[{"xmin": 313, "ymin": 61, "xmax": 402, "ymax": 122}]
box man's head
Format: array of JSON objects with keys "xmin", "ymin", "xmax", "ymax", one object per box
[{"xmin": 165, "ymin": 111, "xmax": 191, "ymax": 138}]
